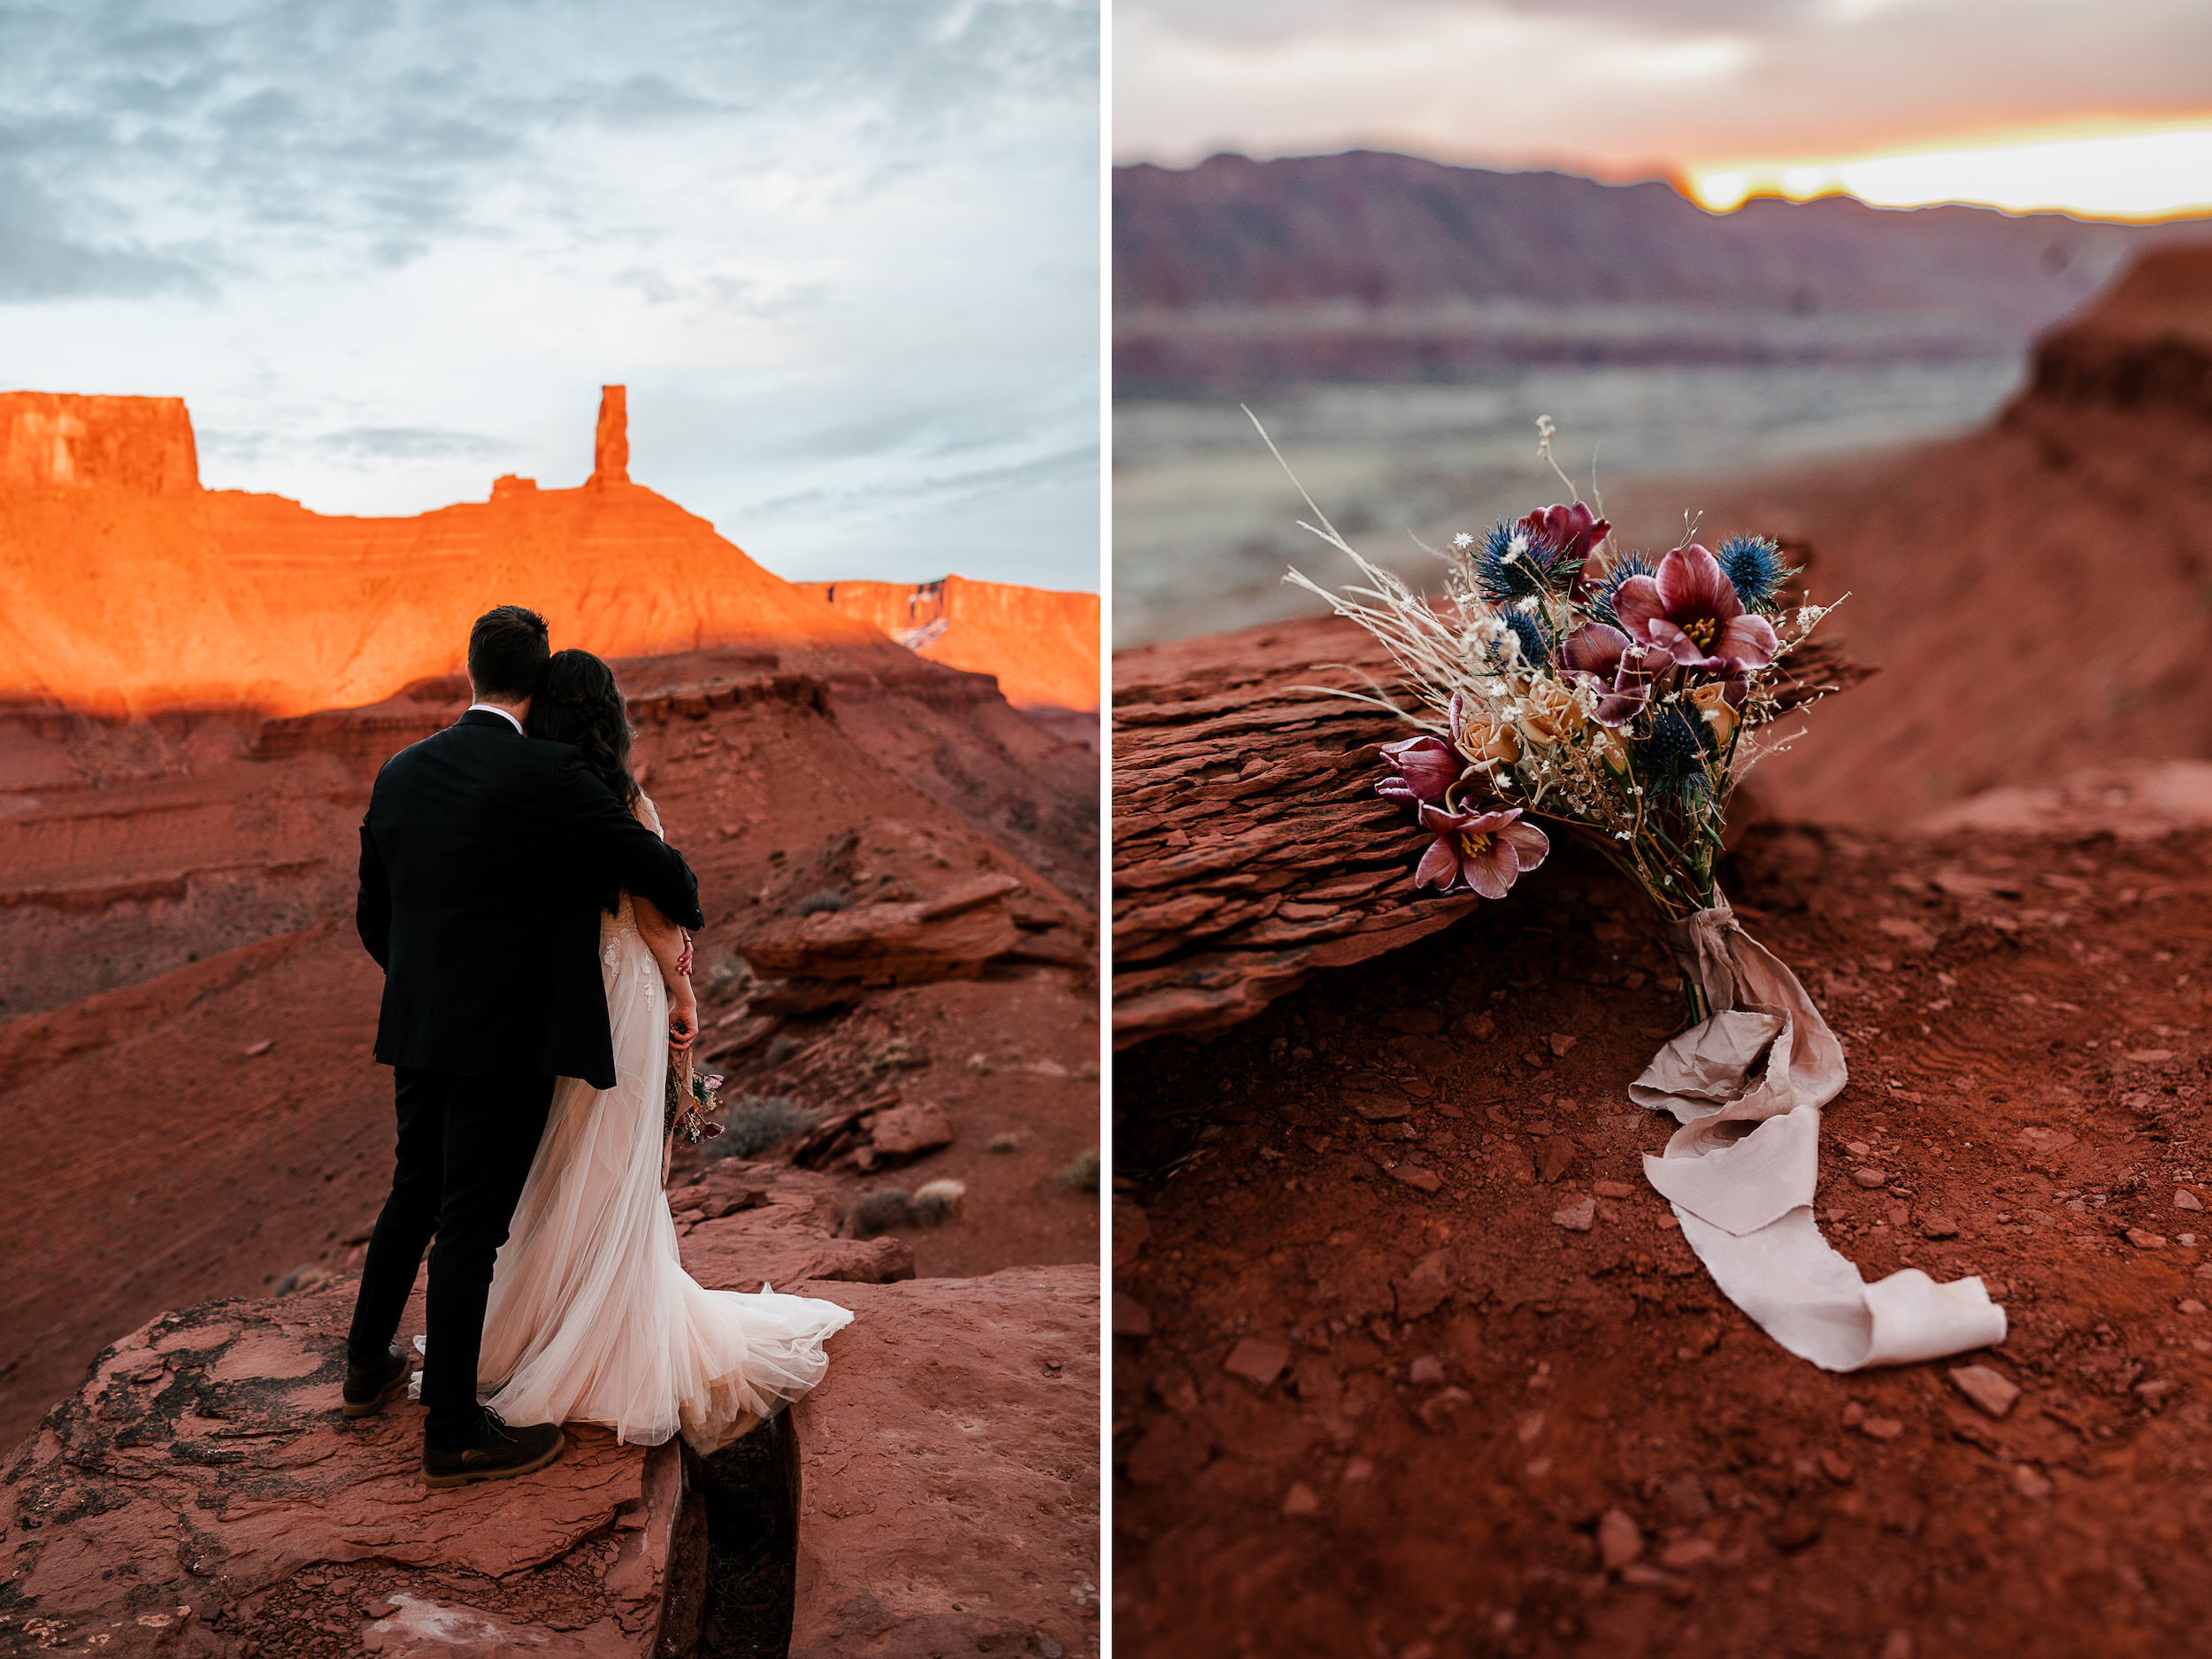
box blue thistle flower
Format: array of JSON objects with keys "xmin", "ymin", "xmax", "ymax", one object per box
[
  {"xmin": 1715, "ymin": 534, "xmax": 1800, "ymax": 615},
  {"xmin": 1641, "ymin": 705, "xmax": 1712, "ymax": 803},
  {"xmin": 1588, "ymin": 552, "xmax": 1658, "ymax": 633},
  {"xmin": 1493, "ymin": 607, "xmax": 1552, "ymax": 672},
  {"xmin": 1471, "ymin": 519, "xmax": 1579, "ymax": 605}
]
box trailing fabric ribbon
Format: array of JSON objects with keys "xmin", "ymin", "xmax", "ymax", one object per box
[{"xmin": 1632, "ymin": 896, "xmax": 2007, "ymax": 1371}]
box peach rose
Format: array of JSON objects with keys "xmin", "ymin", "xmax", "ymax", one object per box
[
  {"xmin": 1454, "ymin": 711, "xmax": 1521, "ymax": 768},
  {"xmin": 1689, "ymin": 680, "xmax": 1738, "ymax": 748},
  {"xmin": 1517, "ymin": 674, "xmax": 1586, "ymax": 749}
]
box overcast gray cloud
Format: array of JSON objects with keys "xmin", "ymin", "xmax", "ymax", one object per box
[
  {"xmin": 0, "ymin": 0, "xmax": 1099, "ymax": 589},
  {"xmin": 1116, "ymin": 0, "xmax": 2211, "ymax": 182}
]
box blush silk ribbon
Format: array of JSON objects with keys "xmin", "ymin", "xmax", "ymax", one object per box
[{"xmin": 1632, "ymin": 897, "xmax": 2008, "ymax": 1371}]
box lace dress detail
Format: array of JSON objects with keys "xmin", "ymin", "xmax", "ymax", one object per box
[{"xmin": 472, "ymin": 792, "xmax": 852, "ymax": 1451}]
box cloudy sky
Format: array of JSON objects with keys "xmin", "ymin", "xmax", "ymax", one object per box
[
  {"xmin": 1117, "ymin": 0, "xmax": 2212, "ymax": 213},
  {"xmin": 2, "ymin": 0, "xmax": 1099, "ymax": 589}
]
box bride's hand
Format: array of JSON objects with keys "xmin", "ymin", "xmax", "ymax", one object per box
[
  {"xmin": 669, "ymin": 985, "xmax": 699, "ymax": 1052},
  {"xmin": 675, "ymin": 930, "xmax": 695, "ymax": 979}
]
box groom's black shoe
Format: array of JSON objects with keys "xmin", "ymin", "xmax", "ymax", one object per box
[
  {"xmin": 421, "ymin": 1409, "xmax": 565, "ymax": 1490},
  {"xmin": 341, "ymin": 1344, "xmax": 413, "ymax": 1419}
]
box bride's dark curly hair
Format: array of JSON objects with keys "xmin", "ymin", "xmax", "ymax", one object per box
[{"xmin": 526, "ymin": 649, "xmax": 640, "ymax": 810}]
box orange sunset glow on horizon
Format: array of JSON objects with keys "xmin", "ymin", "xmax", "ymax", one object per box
[{"xmin": 1682, "ymin": 120, "xmax": 2212, "ymax": 223}]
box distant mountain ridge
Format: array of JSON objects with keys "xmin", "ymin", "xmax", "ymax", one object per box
[{"xmin": 1116, "ymin": 150, "xmax": 2212, "ymax": 389}]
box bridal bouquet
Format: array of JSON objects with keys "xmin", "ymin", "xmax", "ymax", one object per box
[
  {"xmin": 666, "ymin": 1064, "xmax": 726, "ymax": 1144},
  {"xmin": 1271, "ymin": 416, "xmax": 2007, "ymax": 1377},
  {"xmin": 1285, "ymin": 463, "xmax": 1839, "ymax": 1025}
]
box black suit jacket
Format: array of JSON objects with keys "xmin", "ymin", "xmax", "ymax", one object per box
[{"xmin": 356, "ymin": 710, "xmax": 703, "ymax": 1090}]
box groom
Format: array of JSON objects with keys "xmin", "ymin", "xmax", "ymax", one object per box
[{"xmin": 342, "ymin": 604, "xmax": 704, "ymax": 1487}]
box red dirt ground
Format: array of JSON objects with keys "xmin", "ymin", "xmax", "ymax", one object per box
[{"xmin": 1114, "ymin": 817, "xmax": 2212, "ymax": 1659}]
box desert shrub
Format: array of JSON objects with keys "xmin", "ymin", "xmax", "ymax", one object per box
[
  {"xmin": 702, "ymin": 954, "xmax": 752, "ymax": 1002},
  {"xmin": 910, "ymin": 1179, "xmax": 967, "ymax": 1225},
  {"xmin": 1059, "ymin": 1148, "xmax": 1100, "ymax": 1194},
  {"xmin": 763, "ymin": 1033, "xmax": 803, "ymax": 1067},
  {"xmin": 793, "ymin": 888, "xmax": 849, "ymax": 917},
  {"xmin": 272, "ymin": 1263, "xmax": 332, "ymax": 1298},
  {"xmin": 703, "ymin": 1095, "xmax": 818, "ymax": 1160},
  {"xmin": 848, "ymin": 1188, "xmax": 912, "ymax": 1235}
]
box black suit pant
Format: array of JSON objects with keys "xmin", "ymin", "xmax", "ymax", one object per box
[{"xmin": 346, "ymin": 1067, "xmax": 556, "ymax": 1440}]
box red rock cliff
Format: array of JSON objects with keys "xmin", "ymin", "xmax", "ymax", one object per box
[
  {"xmin": 1, "ymin": 391, "xmax": 198, "ymax": 495},
  {"xmin": 0, "ymin": 388, "xmax": 892, "ymax": 717},
  {"xmin": 813, "ymin": 575, "xmax": 1099, "ymax": 713},
  {"xmin": 2018, "ymin": 243, "xmax": 2212, "ymax": 419}
]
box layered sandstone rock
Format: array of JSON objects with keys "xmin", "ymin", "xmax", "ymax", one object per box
[
  {"xmin": 0, "ymin": 1156, "xmax": 934, "ymax": 1655},
  {"xmin": 1112, "ymin": 617, "xmax": 1477, "ymax": 1048},
  {"xmin": 1112, "ymin": 614, "xmax": 1865, "ymax": 1047},
  {"xmin": 787, "ymin": 1264, "xmax": 1100, "ymax": 1659},
  {"xmin": 739, "ymin": 874, "xmax": 1026, "ymax": 985},
  {"xmin": 0, "ymin": 390, "xmax": 889, "ymax": 718},
  {"xmin": 668, "ymin": 1161, "xmax": 917, "ymax": 1290},
  {"xmin": 814, "ymin": 575, "xmax": 1101, "ymax": 717},
  {"xmin": 0, "ymin": 1149, "xmax": 1090, "ymax": 1657},
  {"xmin": 0, "ymin": 392, "xmax": 198, "ymax": 495},
  {"xmin": 0, "ymin": 1282, "xmax": 703, "ymax": 1657}
]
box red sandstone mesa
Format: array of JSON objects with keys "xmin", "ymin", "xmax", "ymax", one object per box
[
  {"xmin": 814, "ymin": 576, "xmax": 1101, "ymax": 718},
  {"xmin": 0, "ymin": 385, "xmax": 997, "ymax": 719}
]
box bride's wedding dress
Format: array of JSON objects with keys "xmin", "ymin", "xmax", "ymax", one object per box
[{"xmin": 471, "ymin": 795, "xmax": 852, "ymax": 1453}]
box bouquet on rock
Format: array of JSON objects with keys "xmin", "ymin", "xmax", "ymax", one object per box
[
  {"xmin": 1278, "ymin": 419, "xmax": 2009, "ymax": 1376},
  {"xmin": 1284, "ymin": 484, "xmax": 1835, "ymax": 1025}
]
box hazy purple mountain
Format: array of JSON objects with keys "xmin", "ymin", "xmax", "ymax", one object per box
[{"xmin": 1115, "ymin": 150, "xmax": 2212, "ymax": 389}]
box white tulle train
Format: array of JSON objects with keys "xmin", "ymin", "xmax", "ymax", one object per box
[{"xmin": 473, "ymin": 893, "xmax": 852, "ymax": 1453}]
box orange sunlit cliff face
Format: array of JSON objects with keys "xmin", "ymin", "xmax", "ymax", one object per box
[
  {"xmin": 0, "ymin": 388, "xmax": 894, "ymax": 718},
  {"xmin": 813, "ymin": 577, "xmax": 1101, "ymax": 716}
]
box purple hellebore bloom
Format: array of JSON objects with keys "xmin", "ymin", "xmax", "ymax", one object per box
[
  {"xmin": 1413, "ymin": 802, "xmax": 1550, "ymax": 899},
  {"xmin": 1611, "ymin": 544, "xmax": 1779, "ymax": 672},
  {"xmin": 1376, "ymin": 734, "xmax": 1462, "ymax": 806},
  {"xmin": 1556, "ymin": 622, "xmax": 1672, "ymax": 728},
  {"xmin": 1520, "ymin": 502, "xmax": 1611, "ymax": 572}
]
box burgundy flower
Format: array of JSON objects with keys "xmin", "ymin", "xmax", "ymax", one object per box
[
  {"xmin": 1376, "ymin": 734, "xmax": 1463, "ymax": 807},
  {"xmin": 1413, "ymin": 802, "xmax": 1550, "ymax": 899},
  {"xmin": 1556, "ymin": 622, "xmax": 1671, "ymax": 728},
  {"xmin": 1519, "ymin": 502, "xmax": 1610, "ymax": 566},
  {"xmin": 1611, "ymin": 544, "xmax": 1778, "ymax": 672}
]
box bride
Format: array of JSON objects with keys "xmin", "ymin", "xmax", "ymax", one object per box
[{"xmin": 465, "ymin": 648, "xmax": 852, "ymax": 1456}]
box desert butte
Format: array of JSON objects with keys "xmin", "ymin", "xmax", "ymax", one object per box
[{"xmin": 0, "ymin": 385, "xmax": 1097, "ymax": 727}]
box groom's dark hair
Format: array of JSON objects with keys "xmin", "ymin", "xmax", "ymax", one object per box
[{"xmin": 467, "ymin": 605, "xmax": 550, "ymax": 700}]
